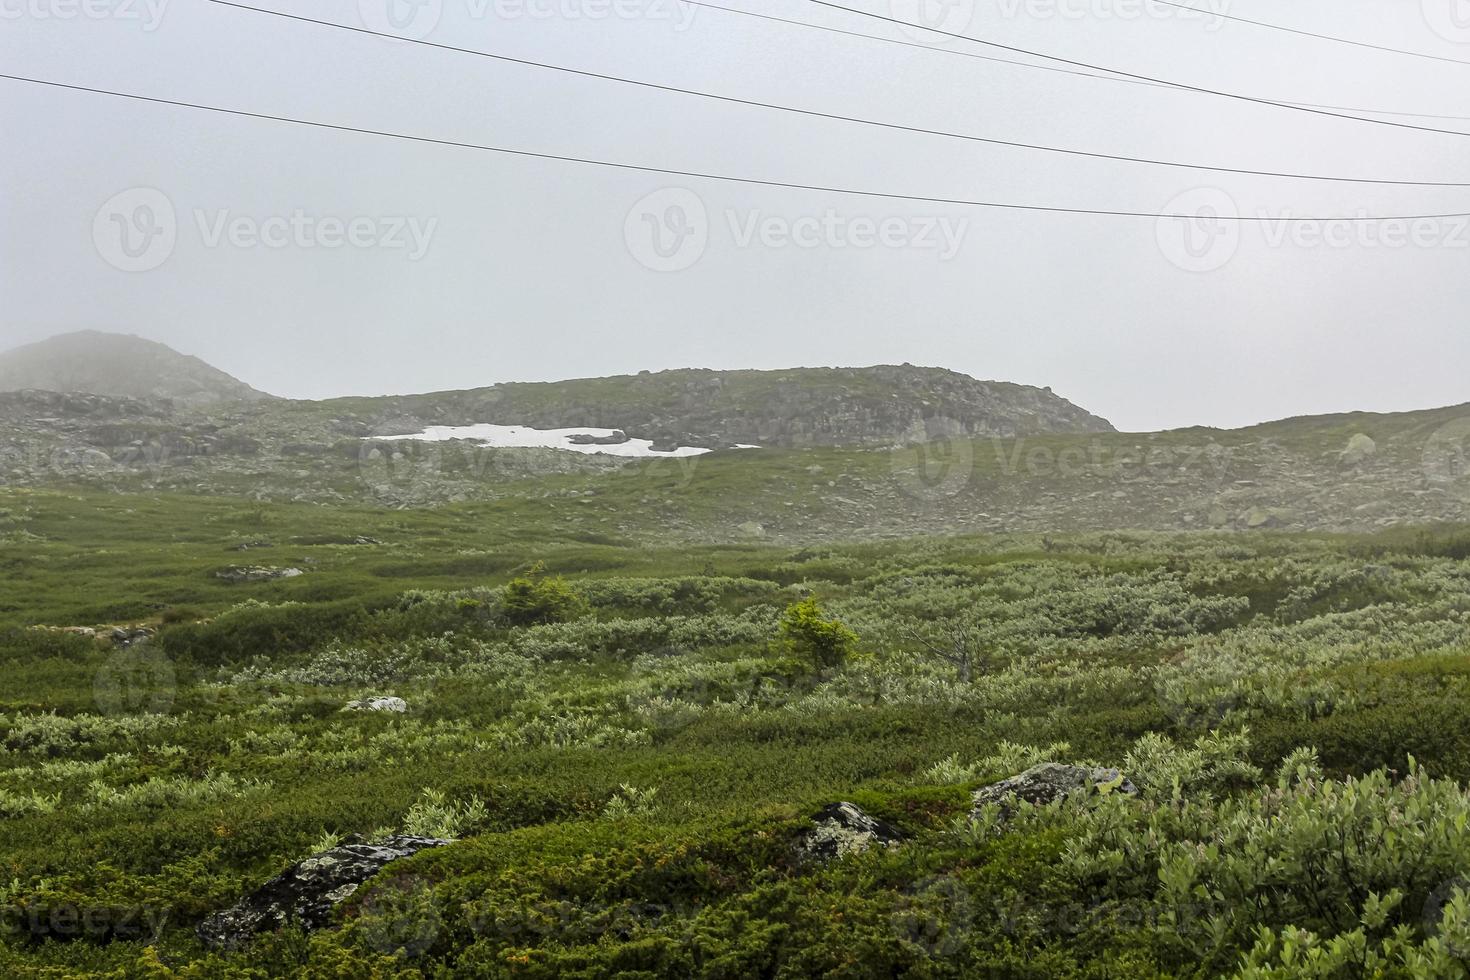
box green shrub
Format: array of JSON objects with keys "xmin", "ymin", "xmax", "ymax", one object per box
[
  {"xmin": 500, "ymin": 565, "xmax": 587, "ymax": 627},
  {"xmin": 779, "ymin": 597, "xmax": 857, "ymax": 671}
]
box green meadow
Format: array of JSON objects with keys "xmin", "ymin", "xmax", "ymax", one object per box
[{"xmin": 3, "ymin": 487, "xmax": 1470, "ymax": 977}]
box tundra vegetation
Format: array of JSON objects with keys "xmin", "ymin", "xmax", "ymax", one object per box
[{"xmin": 1, "ymin": 487, "xmax": 1470, "ymax": 976}]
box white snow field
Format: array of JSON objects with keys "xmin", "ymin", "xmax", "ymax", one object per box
[{"xmin": 376, "ymin": 423, "xmax": 732, "ymax": 458}]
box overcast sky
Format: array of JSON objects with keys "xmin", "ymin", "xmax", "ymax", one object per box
[{"xmin": 4, "ymin": 0, "xmax": 1470, "ymax": 431}]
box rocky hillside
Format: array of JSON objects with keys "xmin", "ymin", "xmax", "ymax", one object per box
[
  {"xmin": 0, "ymin": 331, "xmax": 274, "ymax": 406},
  {"xmin": 325, "ymin": 365, "xmax": 1114, "ymax": 449},
  {"xmin": 2, "ymin": 384, "xmax": 1468, "ymax": 539}
]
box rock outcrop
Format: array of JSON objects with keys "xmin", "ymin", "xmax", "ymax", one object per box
[
  {"xmin": 197, "ymin": 835, "xmax": 451, "ymax": 951},
  {"xmin": 797, "ymin": 802, "xmax": 904, "ymax": 861},
  {"xmin": 215, "ymin": 566, "xmax": 304, "ymax": 583},
  {"xmin": 971, "ymin": 763, "xmax": 1137, "ymax": 818},
  {"xmin": 344, "ymin": 696, "xmax": 408, "ymax": 713}
]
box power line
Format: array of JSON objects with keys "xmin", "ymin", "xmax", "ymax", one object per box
[
  {"xmin": 1151, "ymin": 0, "xmax": 1470, "ymax": 67},
  {"xmin": 680, "ymin": 0, "xmax": 1470, "ymax": 123},
  {"xmin": 206, "ymin": 0, "xmax": 1470, "ymax": 188},
  {"xmin": 5, "ymin": 72, "xmax": 1468, "ymax": 222},
  {"xmin": 802, "ymin": 0, "xmax": 1470, "ymax": 138}
]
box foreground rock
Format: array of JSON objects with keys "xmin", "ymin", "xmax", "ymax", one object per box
[
  {"xmin": 197, "ymin": 835, "xmax": 452, "ymax": 951},
  {"xmin": 344, "ymin": 696, "xmax": 407, "ymax": 713},
  {"xmin": 798, "ymin": 802, "xmax": 903, "ymax": 861},
  {"xmin": 971, "ymin": 763, "xmax": 1137, "ymax": 818},
  {"xmin": 215, "ymin": 566, "xmax": 304, "ymax": 583}
]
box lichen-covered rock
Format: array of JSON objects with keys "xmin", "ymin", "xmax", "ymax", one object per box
[
  {"xmin": 797, "ymin": 802, "xmax": 903, "ymax": 862},
  {"xmin": 196, "ymin": 835, "xmax": 451, "ymax": 951},
  {"xmin": 215, "ymin": 566, "xmax": 304, "ymax": 583},
  {"xmin": 344, "ymin": 696, "xmax": 407, "ymax": 713},
  {"xmin": 971, "ymin": 763, "xmax": 1136, "ymax": 818},
  {"xmin": 1342, "ymin": 433, "xmax": 1377, "ymax": 466}
]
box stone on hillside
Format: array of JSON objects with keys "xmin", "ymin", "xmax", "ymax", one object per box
[
  {"xmin": 215, "ymin": 566, "xmax": 304, "ymax": 583},
  {"xmin": 797, "ymin": 802, "xmax": 903, "ymax": 861},
  {"xmin": 736, "ymin": 521, "xmax": 766, "ymax": 539},
  {"xmin": 197, "ymin": 835, "xmax": 451, "ymax": 951},
  {"xmin": 1342, "ymin": 433, "xmax": 1377, "ymax": 466},
  {"xmin": 108, "ymin": 626, "xmax": 154, "ymax": 647},
  {"xmin": 971, "ymin": 763, "xmax": 1136, "ymax": 818},
  {"xmin": 1241, "ymin": 506, "xmax": 1297, "ymax": 530},
  {"xmin": 344, "ymin": 696, "xmax": 407, "ymax": 713}
]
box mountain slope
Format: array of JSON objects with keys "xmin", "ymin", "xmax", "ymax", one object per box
[
  {"xmin": 327, "ymin": 364, "xmax": 1114, "ymax": 448},
  {"xmin": 0, "ymin": 331, "xmax": 273, "ymax": 406}
]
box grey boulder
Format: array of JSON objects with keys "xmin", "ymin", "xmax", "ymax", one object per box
[
  {"xmin": 196, "ymin": 835, "xmax": 451, "ymax": 951},
  {"xmin": 971, "ymin": 763, "xmax": 1137, "ymax": 818},
  {"xmin": 797, "ymin": 802, "xmax": 903, "ymax": 862}
]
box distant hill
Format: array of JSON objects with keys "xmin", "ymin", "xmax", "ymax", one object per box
[
  {"xmin": 0, "ymin": 331, "xmax": 274, "ymax": 406},
  {"xmin": 329, "ymin": 365, "xmax": 1115, "ymax": 448}
]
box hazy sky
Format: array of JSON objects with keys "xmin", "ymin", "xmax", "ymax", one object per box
[{"xmin": 4, "ymin": 0, "xmax": 1470, "ymax": 431}]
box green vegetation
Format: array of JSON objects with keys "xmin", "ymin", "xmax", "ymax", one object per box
[
  {"xmin": 2, "ymin": 487, "xmax": 1470, "ymax": 976},
  {"xmin": 779, "ymin": 597, "xmax": 857, "ymax": 671}
]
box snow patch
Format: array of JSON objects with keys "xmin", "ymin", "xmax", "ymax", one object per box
[{"xmin": 376, "ymin": 423, "xmax": 743, "ymax": 458}]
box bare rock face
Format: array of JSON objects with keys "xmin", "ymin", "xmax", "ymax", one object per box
[
  {"xmin": 344, "ymin": 696, "xmax": 407, "ymax": 713},
  {"xmin": 215, "ymin": 566, "xmax": 304, "ymax": 583},
  {"xmin": 196, "ymin": 835, "xmax": 451, "ymax": 951},
  {"xmin": 971, "ymin": 763, "xmax": 1137, "ymax": 818},
  {"xmin": 797, "ymin": 802, "xmax": 904, "ymax": 861}
]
